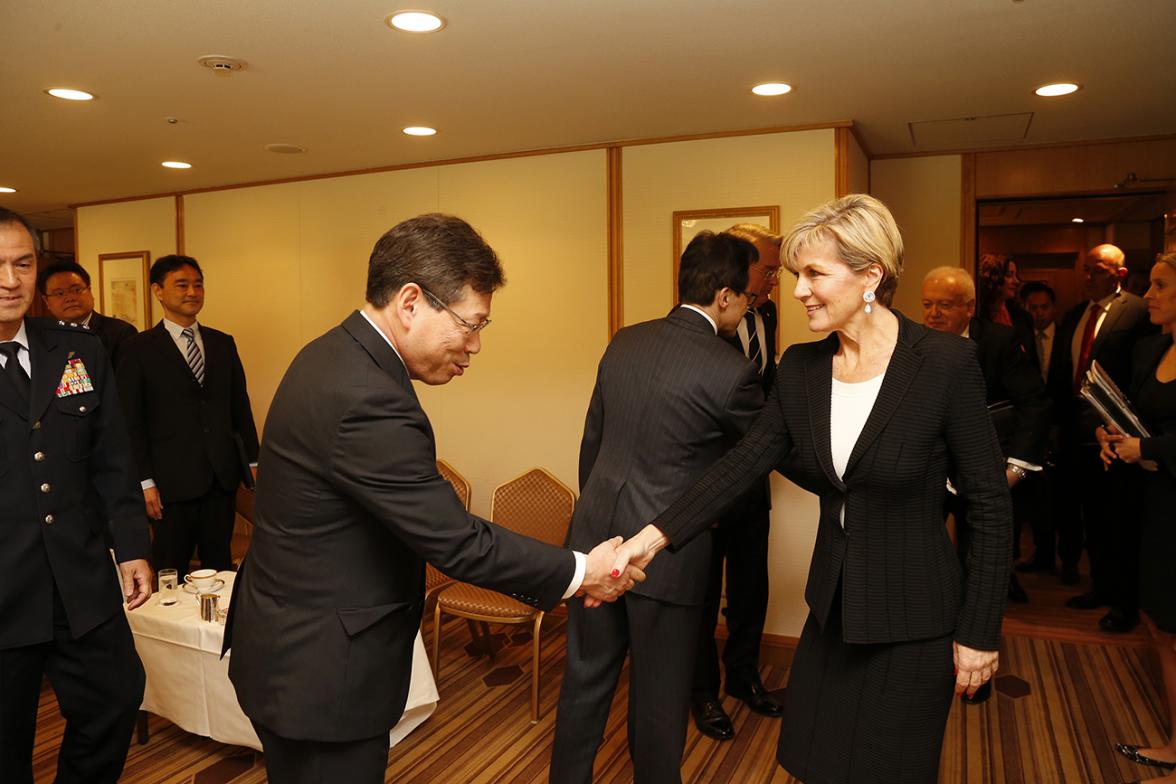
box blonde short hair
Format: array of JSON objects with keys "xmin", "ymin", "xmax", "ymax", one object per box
[
  {"xmin": 781, "ymin": 194, "xmax": 904, "ymax": 305},
  {"xmin": 1157, "ymin": 251, "xmax": 1176, "ymax": 275}
]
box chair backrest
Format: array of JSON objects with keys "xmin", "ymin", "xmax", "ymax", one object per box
[
  {"xmin": 490, "ymin": 468, "xmax": 575, "ymax": 547},
  {"xmin": 436, "ymin": 459, "xmax": 471, "ymax": 510}
]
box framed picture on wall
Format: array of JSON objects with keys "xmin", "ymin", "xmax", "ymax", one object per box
[
  {"xmin": 98, "ymin": 251, "xmax": 151, "ymax": 332},
  {"xmin": 671, "ymin": 206, "xmax": 780, "ymax": 305}
]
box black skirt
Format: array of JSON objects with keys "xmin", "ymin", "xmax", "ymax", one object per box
[
  {"xmin": 1139, "ymin": 470, "xmax": 1176, "ymax": 633},
  {"xmin": 776, "ymin": 595, "xmax": 955, "ymax": 784}
]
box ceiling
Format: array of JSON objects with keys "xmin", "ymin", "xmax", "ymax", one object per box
[{"xmin": 4, "ymin": 0, "xmax": 1176, "ymax": 228}]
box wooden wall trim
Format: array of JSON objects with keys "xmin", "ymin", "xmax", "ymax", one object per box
[
  {"xmin": 961, "ymin": 153, "xmax": 977, "ymax": 273},
  {"xmin": 606, "ymin": 147, "xmax": 624, "ymax": 338},
  {"xmin": 174, "ymin": 195, "xmax": 185, "ymax": 255},
  {"xmin": 69, "ymin": 121, "xmax": 854, "ymax": 210},
  {"xmin": 871, "ymin": 131, "xmax": 1176, "ymax": 160},
  {"xmin": 834, "ymin": 127, "xmax": 851, "ymax": 197},
  {"xmin": 71, "ymin": 208, "xmax": 78, "ymax": 261}
]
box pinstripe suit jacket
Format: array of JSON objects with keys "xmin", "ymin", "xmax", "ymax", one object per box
[
  {"xmin": 655, "ymin": 312, "xmax": 1013, "ymax": 650},
  {"xmin": 566, "ymin": 307, "xmax": 763, "ymax": 605}
]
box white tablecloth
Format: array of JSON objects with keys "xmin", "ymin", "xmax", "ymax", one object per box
[{"xmin": 125, "ymin": 572, "xmax": 439, "ymax": 751}]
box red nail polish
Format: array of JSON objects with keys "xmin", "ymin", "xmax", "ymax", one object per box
[{"xmin": 610, "ymin": 569, "xmax": 620, "ymax": 578}]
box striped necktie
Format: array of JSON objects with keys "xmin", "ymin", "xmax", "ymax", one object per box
[
  {"xmin": 744, "ymin": 310, "xmax": 762, "ymax": 375},
  {"xmin": 182, "ymin": 327, "xmax": 205, "ymax": 386}
]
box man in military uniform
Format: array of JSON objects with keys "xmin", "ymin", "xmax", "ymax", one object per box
[{"xmin": 0, "ymin": 208, "xmax": 152, "ymax": 783}]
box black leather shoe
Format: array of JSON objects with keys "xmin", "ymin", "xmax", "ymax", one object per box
[
  {"xmin": 1099, "ymin": 608, "xmax": 1140, "ymax": 634},
  {"xmin": 1114, "ymin": 743, "xmax": 1176, "ymax": 769},
  {"xmin": 726, "ymin": 676, "xmax": 785, "ymax": 717},
  {"xmin": 1059, "ymin": 563, "xmax": 1080, "ymax": 585},
  {"xmin": 691, "ymin": 696, "xmax": 734, "ymax": 741},
  {"xmin": 1007, "ymin": 575, "xmax": 1029, "ymax": 604},
  {"xmin": 1066, "ymin": 591, "xmax": 1107, "ymax": 610}
]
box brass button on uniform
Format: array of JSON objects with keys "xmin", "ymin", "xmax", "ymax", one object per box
[
  {"xmin": 44, "ymin": 514, "xmax": 54, "ymax": 525},
  {"xmin": 33, "ymin": 451, "xmax": 45, "ymax": 462},
  {"xmin": 78, "ymin": 405, "xmax": 87, "ymax": 413},
  {"xmin": 40, "ymin": 483, "xmax": 51, "ymax": 493},
  {"xmin": 32, "ymin": 420, "xmax": 41, "ymax": 430}
]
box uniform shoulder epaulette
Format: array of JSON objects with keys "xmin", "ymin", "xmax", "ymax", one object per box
[{"xmin": 31, "ymin": 316, "xmax": 99, "ymax": 336}]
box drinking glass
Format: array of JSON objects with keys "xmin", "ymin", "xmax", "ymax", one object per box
[{"xmin": 158, "ymin": 568, "xmax": 178, "ymax": 606}]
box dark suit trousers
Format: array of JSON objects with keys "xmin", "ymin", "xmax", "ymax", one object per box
[
  {"xmin": 151, "ymin": 487, "xmax": 237, "ymax": 572},
  {"xmin": 551, "ymin": 593, "xmax": 701, "ymax": 784},
  {"xmin": 0, "ymin": 590, "xmax": 144, "ymax": 784},
  {"xmin": 253, "ymin": 722, "xmax": 388, "ymax": 784},
  {"xmin": 694, "ymin": 499, "xmax": 771, "ymax": 696}
]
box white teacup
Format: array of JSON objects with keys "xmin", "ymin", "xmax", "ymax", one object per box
[{"xmin": 184, "ymin": 568, "xmax": 218, "ymax": 591}]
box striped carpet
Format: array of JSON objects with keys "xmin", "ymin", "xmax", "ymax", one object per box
[{"xmin": 26, "ymin": 557, "xmax": 1170, "ymax": 783}]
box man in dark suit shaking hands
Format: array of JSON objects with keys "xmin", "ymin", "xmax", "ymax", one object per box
[
  {"xmin": 225, "ymin": 214, "xmax": 641, "ymax": 784},
  {"xmin": 116, "ymin": 255, "xmax": 259, "ymax": 573}
]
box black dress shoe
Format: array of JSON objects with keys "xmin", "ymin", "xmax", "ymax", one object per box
[
  {"xmin": 1059, "ymin": 563, "xmax": 1080, "ymax": 585},
  {"xmin": 726, "ymin": 677, "xmax": 785, "ymax": 717},
  {"xmin": 1114, "ymin": 743, "xmax": 1176, "ymax": 769},
  {"xmin": 1066, "ymin": 591, "xmax": 1107, "ymax": 610},
  {"xmin": 691, "ymin": 696, "xmax": 734, "ymax": 741},
  {"xmin": 1099, "ymin": 608, "xmax": 1140, "ymax": 634},
  {"xmin": 1007, "ymin": 575, "xmax": 1029, "ymax": 604}
]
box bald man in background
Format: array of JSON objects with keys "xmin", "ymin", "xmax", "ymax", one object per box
[{"xmin": 1050, "ymin": 244, "xmax": 1153, "ymax": 633}]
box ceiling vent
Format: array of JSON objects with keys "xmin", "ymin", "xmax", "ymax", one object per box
[
  {"xmin": 908, "ymin": 112, "xmax": 1033, "ymax": 148},
  {"xmin": 197, "ymin": 55, "xmax": 247, "ymax": 75}
]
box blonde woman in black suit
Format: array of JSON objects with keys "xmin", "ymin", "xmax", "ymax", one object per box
[{"xmin": 614, "ymin": 194, "xmax": 1013, "ymax": 783}]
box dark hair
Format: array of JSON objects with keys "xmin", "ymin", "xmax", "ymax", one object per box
[
  {"xmin": 37, "ymin": 259, "xmax": 91, "ymax": 294},
  {"xmin": 150, "ymin": 255, "xmax": 203, "ymax": 286},
  {"xmin": 678, "ymin": 231, "xmax": 754, "ymax": 306},
  {"xmin": 0, "ymin": 207, "xmax": 42, "ymax": 257},
  {"xmin": 976, "ymin": 253, "xmax": 1012, "ymax": 319},
  {"xmin": 366, "ymin": 214, "xmax": 504, "ymax": 307},
  {"xmin": 1019, "ymin": 280, "xmax": 1055, "ymax": 304}
]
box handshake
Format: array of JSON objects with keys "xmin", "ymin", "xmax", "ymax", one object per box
[{"xmin": 574, "ymin": 525, "xmax": 671, "ymax": 608}]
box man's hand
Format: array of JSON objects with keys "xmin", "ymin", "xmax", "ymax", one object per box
[
  {"xmin": 143, "ymin": 487, "xmax": 163, "ymax": 520},
  {"xmin": 953, "ymin": 642, "xmax": 998, "ymax": 698},
  {"xmin": 579, "ymin": 537, "xmax": 646, "ymax": 608},
  {"xmin": 119, "ymin": 559, "xmax": 153, "ymax": 610}
]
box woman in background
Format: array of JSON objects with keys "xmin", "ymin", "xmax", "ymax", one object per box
[
  {"xmin": 1100, "ymin": 252, "xmax": 1176, "ymax": 784},
  {"xmin": 978, "ymin": 253, "xmax": 1034, "ymax": 353},
  {"xmin": 616, "ymin": 194, "xmax": 1012, "ymax": 783}
]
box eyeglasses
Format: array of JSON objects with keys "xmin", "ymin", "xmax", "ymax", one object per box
[
  {"xmin": 45, "ymin": 285, "xmax": 89, "ymax": 298},
  {"xmin": 419, "ymin": 286, "xmax": 492, "ymax": 334},
  {"xmin": 736, "ymin": 290, "xmax": 759, "ymax": 307},
  {"xmin": 760, "ymin": 267, "xmax": 781, "ymax": 280}
]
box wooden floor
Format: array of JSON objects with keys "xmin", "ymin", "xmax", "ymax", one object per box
[{"xmin": 31, "ymin": 567, "xmax": 1171, "ymax": 783}]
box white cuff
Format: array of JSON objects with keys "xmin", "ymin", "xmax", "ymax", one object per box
[
  {"xmin": 140, "ymin": 479, "xmax": 156, "ymax": 490},
  {"xmin": 1006, "ymin": 458, "xmax": 1043, "ymax": 472},
  {"xmin": 562, "ymin": 551, "xmax": 587, "ymax": 600}
]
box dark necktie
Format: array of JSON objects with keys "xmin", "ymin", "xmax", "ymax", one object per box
[
  {"xmin": 1073, "ymin": 303, "xmax": 1101, "ymax": 394},
  {"xmin": 744, "ymin": 310, "xmax": 762, "ymax": 375},
  {"xmin": 182, "ymin": 327, "xmax": 205, "ymax": 386},
  {"xmin": 0, "ymin": 342, "xmax": 30, "ymax": 405},
  {"xmin": 1036, "ymin": 329, "xmax": 1049, "ymax": 382}
]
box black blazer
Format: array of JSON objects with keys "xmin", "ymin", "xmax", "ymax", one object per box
[
  {"xmin": 116, "ymin": 321, "xmax": 259, "ymax": 503},
  {"xmin": 0, "ymin": 319, "xmax": 149, "ymax": 649},
  {"xmin": 969, "ymin": 317, "xmax": 1051, "ymax": 466},
  {"xmin": 87, "ymin": 311, "xmax": 138, "ymax": 367},
  {"xmin": 568, "ymin": 307, "xmax": 763, "ymax": 605},
  {"xmin": 225, "ymin": 311, "xmax": 576, "ymax": 742},
  {"xmin": 654, "ymin": 312, "xmax": 1012, "ymax": 651},
  {"xmin": 1130, "ymin": 334, "xmax": 1176, "ymax": 480},
  {"xmin": 1049, "ymin": 291, "xmax": 1153, "ymax": 420}
]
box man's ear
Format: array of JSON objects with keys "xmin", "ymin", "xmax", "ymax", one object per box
[
  {"xmin": 1115, "ymin": 266, "xmax": 1129, "ymax": 280},
  {"xmin": 394, "ymin": 284, "xmax": 422, "ymax": 329}
]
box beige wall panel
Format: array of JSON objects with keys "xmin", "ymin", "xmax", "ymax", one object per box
[
  {"xmin": 75, "ymin": 197, "xmax": 176, "ymax": 325},
  {"xmin": 417, "ymin": 150, "xmax": 608, "ymax": 515},
  {"xmin": 296, "ymin": 168, "xmax": 441, "ymax": 342},
  {"xmin": 622, "ymin": 129, "xmax": 835, "ymax": 638},
  {"xmin": 847, "ymin": 132, "xmax": 870, "ymax": 195},
  {"xmin": 871, "ymin": 156, "xmax": 963, "ymax": 317},
  {"xmin": 184, "ymin": 186, "xmax": 304, "ymax": 432}
]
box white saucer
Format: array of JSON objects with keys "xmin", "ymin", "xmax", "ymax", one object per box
[{"xmin": 183, "ymin": 578, "xmax": 226, "ymax": 594}]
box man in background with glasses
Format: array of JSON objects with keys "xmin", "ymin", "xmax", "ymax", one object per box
[
  {"xmin": 690, "ymin": 225, "xmax": 786, "ymax": 743},
  {"xmin": 38, "ymin": 260, "xmax": 137, "ymax": 366}
]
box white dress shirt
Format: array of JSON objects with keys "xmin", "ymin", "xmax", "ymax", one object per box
[
  {"xmin": 1035, "ymin": 322, "xmax": 1055, "ymax": 382},
  {"xmin": 736, "ymin": 308, "xmax": 768, "ymax": 374}
]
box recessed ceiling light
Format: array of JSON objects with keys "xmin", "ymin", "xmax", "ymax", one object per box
[
  {"xmin": 265, "ymin": 143, "xmax": 307, "ymax": 154},
  {"xmin": 1035, "ymin": 82, "xmax": 1080, "ymax": 97},
  {"xmin": 161, "ymin": 161, "xmax": 192, "ymax": 169},
  {"xmin": 1071, "ymin": 217, "xmax": 1085, "ymax": 223},
  {"xmin": 751, "ymin": 82, "xmax": 793, "ymax": 96},
  {"xmin": 0, "ymin": 186, "xmax": 16, "ymax": 194},
  {"xmin": 387, "ymin": 11, "xmax": 446, "ymax": 32},
  {"xmin": 45, "ymin": 88, "xmax": 95, "ymax": 101},
  {"xmin": 403, "ymin": 126, "xmax": 437, "ymax": 136}
]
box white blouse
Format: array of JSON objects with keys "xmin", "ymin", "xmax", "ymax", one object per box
[{"xmin": 830, "ymin": 373, "xmax": 885, "ymax": 525}]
